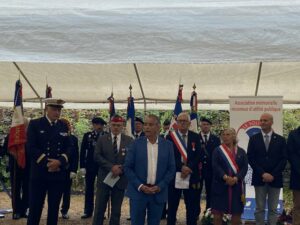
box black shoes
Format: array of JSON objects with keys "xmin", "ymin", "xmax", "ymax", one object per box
[
  {"xmin": 81, "ymin": 214, "xmax": 92, "ymax": 219},
  {"xmin": 12, "ymin": 213, "xmax": 21, "ymax": 220}
]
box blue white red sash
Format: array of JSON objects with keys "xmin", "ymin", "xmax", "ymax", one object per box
[
  {"xmin": 170, "ymin": 131, "xmax": 188, "ymax": 162},
  {"xmin": 217, "ymin": 144, "xmax": 239, "ymax": 175}
]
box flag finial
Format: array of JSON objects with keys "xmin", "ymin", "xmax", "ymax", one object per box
[
  {"xmin": 129, "ymin": 84, "xmax": 132, "ymax": 97},
  {"xmin": 193, "ymin": 83, "xmax": 196, "ymax": 90}
]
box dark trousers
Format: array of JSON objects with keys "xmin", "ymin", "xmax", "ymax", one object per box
[
  {"xmin": 9, "ymin": 165, "xmax": 29, "ymax": 216},
  {"xmin": 92, "ymin": 183, "xmax": 124, "ymax": 225},
  {"xmin": 84, "ymin": 169, "xmax": 97, "ymax": 215},
  {"xmin": 27, "ymin": 179, "xmax": 64, "ymax": 225},
  {"xmin": 167, "ymin": 185, "xmax": 201, "ymax": 225},
  {"xmin": 60, "ymin": 177, "xmax": 72, "ymax": 214},
  {"xmin": 195, "ymin": 176, "xmax": 212, "ymax": 217}
]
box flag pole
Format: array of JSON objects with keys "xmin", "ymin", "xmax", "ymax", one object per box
[{"xmin": 13, "ymin": 62, "xmax": 43, "ymax": 111}]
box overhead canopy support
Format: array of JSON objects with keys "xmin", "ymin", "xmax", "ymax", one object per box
[{"xmin": 255, "ymin": 62, "xmax": 263, "ymax": 96}]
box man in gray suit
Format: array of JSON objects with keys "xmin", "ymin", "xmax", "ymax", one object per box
[{"xmin": 92, "ymin": 115, "xmax": 133, "ymax": 225}]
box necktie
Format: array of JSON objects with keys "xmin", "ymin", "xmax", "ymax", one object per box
[
  {"xmin": 113, "ymin": 136, "xmax": 118, "ymax": 154},
  {"xmin": 182, "ymin": 134, "xmax": 187, "ymax": 147},
  {"xmin": 204, "ymin": 134, "xmax": 208, "ymax": 145},
  {"xmin": 51, "ymin": 121, "xmax": 55, "ymax": 126},
  {"xmin": 264, "ymin": 134, "xmax": 270, "ymax": 151},
  {"xmin": 135, "ymin": 134, "xmax": 139, "ymax": 139}
]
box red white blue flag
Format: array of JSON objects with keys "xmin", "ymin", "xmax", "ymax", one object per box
[
  {"xmin": 170, "ymin": 84, "xmax": 183, "ymax": 131},
  {"xmin": 190, "ymin": 89, "xmax": 198, "ymax": 132},
  {"xmin": 8, "ymin": 80, "xmax": 26, "ymax": 169}
]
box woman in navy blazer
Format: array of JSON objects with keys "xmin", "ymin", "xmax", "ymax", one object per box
[{"xmin": 211, "ymin": 128, "xmax": 248, "ymax": 225}]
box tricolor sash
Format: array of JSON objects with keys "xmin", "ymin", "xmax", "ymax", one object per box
[
  {"xmin": 217, "ymin": 144, "xmax": 239, "ymax": 175},
  {"xmin": 170, "ymin": 131, "xmax": 188, "ymax": 162}
]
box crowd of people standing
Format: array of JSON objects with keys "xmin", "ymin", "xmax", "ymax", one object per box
[{"xmin": 0, "ymin": 98, "xmax": 299, "ymax": 225}]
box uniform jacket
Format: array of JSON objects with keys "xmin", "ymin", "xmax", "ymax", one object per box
[
  {"xmin": 80, "ymin": 130, "xmax": 107, "ymax": 172},
  {"xmin": 124, "ymin": 136, "xmax": 176, "ymax": 203},
  {"xmin": 287, "ymin": 127, "xmax": 300, "ymax": 190},
  {"xmin": 94, "ymin": 133, "xmax": 133, "ymax": 189},
  {"xmin": 247, "ymin": 132, "xmax": 287, "ymax": 188},
  {"xmin": 26, "ymin": 117, "xmax": 72, "ymax": 181},
  {"xmin": 199, "ymin": 132, "xmax": 220, "ymax": 178},
  {"xmin": 69, "ymin": 134, "xmax": 79, "ymax": 173}
]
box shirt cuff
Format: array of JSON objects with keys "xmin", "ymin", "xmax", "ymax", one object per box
[{"xmin": 138, "ymin": 184, "xmax": 144, "ymax": 191}]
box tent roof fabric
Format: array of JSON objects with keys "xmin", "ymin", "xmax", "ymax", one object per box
[
  {"xmin": 1, "ymin": 62, "xmax": 300, "ymax": 104},
  {"xmin": 1, "ymin": 0, "xmax": 300, "ymax": 63},
  {"xmin": 1, "ymin": 1, "xmax": 300, "ymax": 105}
]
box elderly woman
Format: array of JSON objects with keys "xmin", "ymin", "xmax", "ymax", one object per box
[{"xmin": 211, "ymin": 128, "xmax": 248, "ymax": 225}]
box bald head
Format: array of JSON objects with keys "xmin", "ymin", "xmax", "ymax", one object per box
[{"xmin": 260, "ymin": 113, "xmax": 273, "ymax": 133}]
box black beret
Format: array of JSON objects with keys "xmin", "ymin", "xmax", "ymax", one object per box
[
  {"xmin": 135, "ymin": 117, "xmax": 144, "ymax": 124},
  {"xmin": 92, "ymin": 117, "xmax": 107, "ymax": 125},
  {"xmin": 200, "ymin": 117, "xmax": 212, "ymax": 125},
  {"xmin": 163, "ymin": 119, "xmax": 171, "ymax": 126}
]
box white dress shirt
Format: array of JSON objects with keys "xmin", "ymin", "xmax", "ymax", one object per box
[{"xmin": 146, "ymin": 138, "xmax": 159, "ymax": 185}]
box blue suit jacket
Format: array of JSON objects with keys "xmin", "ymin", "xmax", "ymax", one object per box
[{"xmin": 124, "ymin": 136, "xmax": 175, "ymax": 203}]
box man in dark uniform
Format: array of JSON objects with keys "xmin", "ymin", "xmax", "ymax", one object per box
[
  {"xmin": 92, "ymin": 115, "xmax": 132, "ymax": 225},
  {"xmin": 134, "ymin": 117, "xmax": 145, "ymax": 139},
  {"xmin": 198, "ymin": 117, "xmax": 220, "ymax": 214},
  {"xmin": 3, "ymin": 131, "xmax": 30, "ymax": 220},
  {"xmin": 26, "ymin": 98, "xmax": 72, "ymax": 225},
  {"xmin": 167, "ymin": 112, "xmax": 202, "ymax": 225},
  {"xmin": 80, "ymin": 117, "xmax": 107, "ymax": 219},
  {"xmin": 59, "ymin": 119, "xmax": 79, "ymax": 219}
]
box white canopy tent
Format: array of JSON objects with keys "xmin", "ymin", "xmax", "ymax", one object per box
[{"xmin": 1, "ymin": 0, "xmax": 300, "ymax": 109}]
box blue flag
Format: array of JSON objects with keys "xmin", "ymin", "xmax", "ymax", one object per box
[
  {"xmin": 126, "ymin": 96, "xmax": 135, "ymax": 137},
  {"xmin": 170, "ymin": 84, "xmax": 183, "ymax": 130},
  {"xmin": 190, "ymin": 90, "xmax": 198, "ymax": 132}
]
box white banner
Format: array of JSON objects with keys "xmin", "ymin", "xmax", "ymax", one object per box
[{"xmin": 229, "ymin": 96, "xmax": 283, "ymax": 220}]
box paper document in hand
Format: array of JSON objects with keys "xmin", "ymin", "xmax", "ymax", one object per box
[
  {"xmin": 175, "ymin": 172, "xmax": 190, "ymax": 189},
  {"xmin": 103, "ymin": 172, "xmax": 120, "ymax": 188}
]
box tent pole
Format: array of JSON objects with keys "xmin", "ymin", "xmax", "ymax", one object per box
[
  {"xmin": 13, "ymin": 62, "xmax": 43, "ymax": 111},
  {"xmin": 255, "ymin": 61, "xmax": 263, "ymax": 96},
  {"xmin": 133, "ymin": 63, "xmax": 147, "ymax": 114}
]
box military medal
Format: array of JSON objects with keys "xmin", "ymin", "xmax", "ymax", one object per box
[
  {"xmin": 121, "ymin": 148, "xmax": 126, "ymax": 156},
  {"xmin": 191, "ymin": 142, "xmax": 196, "ymax": 151}
]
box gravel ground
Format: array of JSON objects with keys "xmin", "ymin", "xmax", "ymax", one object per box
[{"xmin": 0, "ymin": 192, "xmax": 204, "ymax": 225}]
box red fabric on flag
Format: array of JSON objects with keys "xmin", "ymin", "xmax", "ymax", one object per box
[
  {"xmin": 8, "ymin": 125, "xmax": 27, "ymax": 168},
  {"xmin": 8, "ymin": 80, "xmax": 27, "ymax": 169}
]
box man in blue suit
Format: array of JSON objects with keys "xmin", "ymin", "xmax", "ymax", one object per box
[{"xmin": 124, "ymin": 114, "xmax": 176, "ymax": 225}]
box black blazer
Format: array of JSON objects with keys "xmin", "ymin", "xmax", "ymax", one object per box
[
  {"xmin": 69, "ymin": 135, "xmax": 79, "ymax": 173},
  {"xmin": 26, "ymin": 117, "xmax": 72, "ymax": 181},
  {"xmin": 287, "ymin": 127, "xmax": 300, "ymax": 190},
  {"xmin": 247, "ymin": 132, "xmax": 287, "ymax": 188},
  {"xmin": 167, "ymin": 130, "xmax": 202, "ymax": 186},
  {"xmin": 199, "ymin": 133, "xmax": 220, "ymax": 178}
]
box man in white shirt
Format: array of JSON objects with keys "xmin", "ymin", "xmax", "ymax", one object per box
[{"xmin": 124, "ymin": 114, "xmax": 175, "ymax": 225}]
